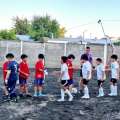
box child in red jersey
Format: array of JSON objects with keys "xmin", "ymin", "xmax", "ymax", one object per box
[
  {"xmin": 67, "ymin": 54, "xmax": 75, "ymax": 92},
  {"xmin": 34, "ymin": 54, "xmax": 45, "ymax": 97},
  {"xmin": 2, "ymin": 55, "xmax": 10, "ymax": 96},
  {"xmin": 19, "ymin": 54, "xmax": 30, "ymax": 96}
]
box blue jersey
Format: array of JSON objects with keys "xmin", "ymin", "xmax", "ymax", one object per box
[{"xmin": 8, "ymin": 61, "xmax": 19, "ymax": 81}]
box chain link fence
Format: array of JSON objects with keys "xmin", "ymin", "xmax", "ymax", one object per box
[{"xmin": 0, "ymin": 40, "xmax": 114, "ymax": 68}]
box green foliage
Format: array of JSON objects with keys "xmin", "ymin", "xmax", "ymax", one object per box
[
  {"xmin": 13, "ymin": 16, "xmax": 30, "ymax": 35},
  {"xmin": 0, "ymin": 15, "xmax": 66, "ymax": 42},
  {"xmin": 30, "ymin": 15, "xmax": 64, "ymax": 41},
  {"xmin": 113, "ymin": 38, "xmax": 120, "ymax": 46},
  {"xmin": 0, "ymin": 29, "xmax": 16, "ymax": 40}
]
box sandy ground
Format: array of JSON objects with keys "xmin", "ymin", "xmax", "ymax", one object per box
[{"xmin": 0, "ymin": 68, "xmax": 120, "ymax": 120}]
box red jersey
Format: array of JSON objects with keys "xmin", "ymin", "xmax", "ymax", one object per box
[
  {"xmin": 3, "ymin": 61, "xmax": 9, "ymax": 80},
  {"xmin": 19, "ymin": 61, "xmax": 30, "ymax": 79},
  {"xmin": 35, "ymin": 60, "xmax": 44, "ymax": 79},
  {"xmin": 67, "ymin": 60, "xmax": 73, "ymax": 79}
]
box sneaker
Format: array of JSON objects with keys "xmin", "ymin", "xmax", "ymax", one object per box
[
  {"xmin": 33, "ymin": 93, "xmax": 38, "ymax": 97},
  {"xmin": 81, "ymin": 95, "xmax": 90, "ymax": 99},
  {"xmin": 57, "ymin": 98, "xmax": 65, "ymax": 102},
  {"xmin": 68, "ymin": 96, "xmax": 73, "ymax": 101},
  {"xmin": 38, "ymin": 93, "xmax": 46, "ymax": 97}
]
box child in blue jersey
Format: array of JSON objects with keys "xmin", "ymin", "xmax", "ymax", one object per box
[{"xmin": 5, "ymin": 53, "xmax": 19, "ymax": 99}]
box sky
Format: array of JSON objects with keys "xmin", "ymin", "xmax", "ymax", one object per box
[{"xmin": 0, "ymin": 0, "xmax": 120, "ymax": 38}]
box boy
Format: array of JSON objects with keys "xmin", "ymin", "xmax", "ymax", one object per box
[
  {"xmin": 2, "ymin": 55, "xmax": 10, "ymax": 96},
  {"xmin": 81, "ymin": 54, "xmax": 92, "ymax": 99},
  {"xmin": 58, "ymin": 56, "xmax": 73, "ymax": 102},
  {"xmin": 19, "ymin": 54, "xmax": 30, "ymax": 96},
  {"xmin": 34, "ymin": 54, "xmax": 45, "ymax": 97},
  {"xmin": 67, "ymin": 54, "xmax": 75, "ymax": 92},
  {"xmin": 4, "ymin": 53, "xmax": 19, "ymax": 99},
  {"xmin": 109, "ymin": 54, "xmax": 119, "ymax": 96},
  {"xmin": 96, "ymin": 58, "xmax": 105, "ymax": 97}
]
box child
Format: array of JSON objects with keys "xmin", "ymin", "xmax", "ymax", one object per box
[
  {"xmin": 2, "ymin": 55, "xmax": 10, "ymax": 97},
  {"xmin": 4, "ymin": 53, "xmax": 19, "ymax": 99},
  {"xmin": 19, "ymin": 54, "xmax": 30, "ymax": 96},
  {"xmin": 67, "ymin": 54, "xmax": 75, "ymax": 92},
  {"xmin": 109, "ymin": 54, "xmax": 119, "ymax": 96},
  {"xmin": 81, "ymin": 54, "xmax": 92, "ymax": 99},
  {"xmin": 96, "ymin": 58, "xmax": 105, "ymax": 97},
  {"xmin": 34, "ymin": 54, "xmax": 45, "ymax": 97},
  {"xmin": 58, "ymin": 56, "xmax": 73, "ymax": 102}
]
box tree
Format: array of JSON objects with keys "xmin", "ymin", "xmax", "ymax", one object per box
[
  {"xmin": 0, "ymin": 29, "xmax": 16, "ymax": 40},
  {"xmin": 30, "ymin": 15, "xmax": 65, "ymax": 41},
  {"xmin": 58, "ymin": 27, "xmax": 66, "ymax": 38},
  {"xmin": 13, "ymin": 16, "xmax": 30, "ymax": 35}
]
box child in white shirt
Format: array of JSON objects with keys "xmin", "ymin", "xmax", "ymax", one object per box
[
  {"xmin": 80, "ymin": 54, "xmax": 92, "ymax": 99},
  {"xmin": 109, "ymin": 54, "xmax": 119, "ymax": 96},
  {"xmin": 58, "ymin": 56, "xmax": 73, "ymax": 102},
  {"xmin": 96, "ymin": 58, "xmax": 105, "ymax": 97}
]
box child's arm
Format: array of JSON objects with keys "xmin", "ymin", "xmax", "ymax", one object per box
[
  {"xmin": 5, "ymin": 70, "xmax": 11, "ymax": 84},
  {"xmin": 117, "ymin": 68, "xmax": 119, "ymax": 80},
  {"xmin": 102, "ymin": 71, "xmax": 105, "ymax": 80},
  {"xmin": 87, "ymin": 71, "xmax": 91, "ymax": 80},
  {"xmin": 19, "ymin": 70, "xmax": 29, "ymax": 76},
  {"xmin": 60, "ymin": 71, "xmax": 64, "ymax": 80}
]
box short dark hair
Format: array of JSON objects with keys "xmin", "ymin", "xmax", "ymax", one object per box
[
  {"xmin": 38, "ymin": 54, "xmax": 44, "ymax": 59},
  {"xmin": 81, "ymin": 54, "xmax": 88, "ymax": 61},
  {"xmin": 6, "ymin": 53, "xmax": 14, "ymax": 59},
  {"xmin": 86, "ymin": 46, "xmax": 90, "ymax": 49},
  {"xmin": 111, "ymin": 54, "xmax": 118, "ymax": 60},
  {"xmin": 21, "ymin": 54, "xmax": 28, "ymax": 59},
  {"xmin": 96, "ymin": 58, "xmax": 102, "ymax": 63},
  {"xmin": 61, "ymin": 56, "xmax": 68, "ymax": 63},
  {"xmin": 68, "ymin": 54, "xmax": 75, "ymax": 59}
]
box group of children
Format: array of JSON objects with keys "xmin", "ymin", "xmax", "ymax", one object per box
[
  {"xmin": 2, "ymin": 48, "xmax": 120, "ymax": 101},
  {"xmin": 3, "ymin": 53, "xmax": 47, "ymax": 99},
  {"xmin": 58, "ymin": 52, "xmax": 119, "ymax": 101}
]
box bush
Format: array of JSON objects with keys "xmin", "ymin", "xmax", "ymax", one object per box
[{"xmin": 0, "ymin": 29, "xmax": 16, "ymax": 40}]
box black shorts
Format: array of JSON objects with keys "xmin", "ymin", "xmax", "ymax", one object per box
[
  {"xmin": 110, "ymin": 78, "xmax": 117, "ymax": 84},
  {"xmin": 61, "ymin": 80, "xmax": 69, "ymax": 87},
  {"xmin": 82, "ymin": 79, "xmax": 89, "ymax": 85},
  {"xmin": 98, "ymin": 80, "xmax": 104, "ymax": 87}
]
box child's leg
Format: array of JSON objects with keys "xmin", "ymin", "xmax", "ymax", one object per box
[
  {"xmin": 97, "ymin": 80, "xmax": 104, "ymax": 97},
  {"xmin": 3, "ymin": 85, "xmax": 9, "ymax": 96},
  {"xmin": 68, "ymin": 79, "xmax": 73, "ymax": 92},
  {"xmin": 79, "ymin": 78, "xmax": 84, "ymax": 92},
  {"xmin": 113, "ymin": 79, "xmax": 117, "ymax": 96},
  {"xmin": 64, "ymin": 82, "xmax": 73, "ymax": 101},
  {"xmin": 34, "ymin": 86, "xmax": 38, "ymax": 96},
  {"xmin": 38, "ymin": 79, "xmax": 45, "ymax": 96},
  {"xmin": 81, "ymin": 79, "xmax": 90, "ymax": 99},
  {"xmin": 109, "ymin": 78, "xmax": 117, "ymax": 96}
]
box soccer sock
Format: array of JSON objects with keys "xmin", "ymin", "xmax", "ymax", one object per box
[
  {"xmin": 99, "ymin": 87, "xmax": 104, "ymax": 95},
  {"xmin": 113, "ymin": 85, "xmax": 117, "ymax": 95},
  {"xmin": 61, "ymin": 89, "xmax": 65, "ymax": 100},
  {"xmin": 65, "ymin": 89, "xmax": 73, "ymax": 98},
  {"xmin": 84, "ymin": 85, "xmax": 89, "ymax": 96},
  {"xmin": 110, "ymin": 84, "xmax": 114, "ymax": 93}
]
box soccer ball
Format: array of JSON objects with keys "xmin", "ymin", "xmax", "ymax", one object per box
[{"xmin": 71, "ymin": 87, "xmax": 78, "ymax": 94}]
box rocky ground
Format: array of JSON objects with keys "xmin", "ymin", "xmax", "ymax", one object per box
[{"xmin": 0, "ymin": 68, "xmax": 120, "ymax": 120}]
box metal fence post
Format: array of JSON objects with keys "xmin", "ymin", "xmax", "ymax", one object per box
[
  {"xmin": 6, "ymin": 40, "xmax": 9, "ymax": 54},
  {"xmin": 20, "ymin": 40, "xmax": 23, "ymax": 55},
  {"xmin": 104, "ymin": 43, "xmax": 107, "ymax": 66},
  {"xmin": 64, "ymin": 43, "xmax": 67, "ymax": 56}
]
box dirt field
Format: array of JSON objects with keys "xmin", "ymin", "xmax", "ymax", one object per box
[{"xmin": 0, "ymin": 68, "xmax": 120, "ymax": 120}]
